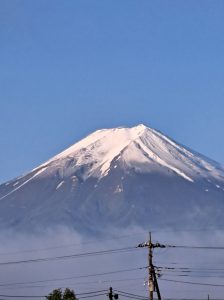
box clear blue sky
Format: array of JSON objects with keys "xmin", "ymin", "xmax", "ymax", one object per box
[{"xmin": 0, "ymin": 0, "xmax": 224, "ymax": 183}]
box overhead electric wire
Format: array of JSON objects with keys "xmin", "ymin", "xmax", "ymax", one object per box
[
  {"xmin": 76, "ymin": 289, "xmax": 108, "ymax": 295},
  {"xmin": 2, "ymin": 228, "xmax": 213, "ymax": 257},
  {"xmin": 157, "ymin": 268, "xmax": 209, "ymax": 274},
  {"xmin": 0, "ymin": 266, "xmax": 147, "ymax": 287},
  {"xmin": 114, "ymin": 289, "xmax": 147, "ymax": 300},
  {"xmin": 0, "ymin": 294, "xmax": 107, "ymax": 299},
  {"xmin": 161, "ymin": 273, "xmax": 224, "ymax": 279},
  {"xmin": 0, "ymin": 277, "xmax": 146, "ymax": 290},
  {"xmin": 2, "ymin": 232, "xmax": 224, "ymax": 257},
  {"xmin": 155, "ymin": 265, "xmax": 224, "ymax": 279},
  {"xmin": 0, "ymin": 233, "xmax": 143, "ymax": 256},
  {"xmin": 158, "ymin": 271, "xmax": 224, "ymax": 278},
  {"xmin": 154, "ymin": 266, "xmax": 224, "ymax": 271},
  {"xmin": 118, "ymin": 294, "xmax": 146, "ymax": 300},
  {"xmin": 0, "ymin": 295, "xmax": 42, "ymax": 298},
  {"xmin": 78, "ymin": 293, "xmax": 107, "ymax": 299},
  {"xmin": 164, "ymin": 298, "xmax": 224, "ymax": 300},
  {"xmin": 137, "ymin": 242, "xmax": 224, "ymax": 250},
  {"xmin": 166, "ymin": 245, "xmax": 224, "ymax": 250},
  {"xmin": 160, "ymin": 278, "xmax": 224, "ymax": 287},
  {"xmin": 156, "ymin": 265, "xmax": 224, "ymax": 275},
  {"xmin": 115, "ymin": 293, "xmax": 147, "ymax": 300},
  {"xmin": 155, "ymin": 260, "xmax": 224, "ymax": 268},
  {"xmin": 159, "ymin": 270, "xmax": 224, "ymax": 276},
  {"xmin": 0, "ymin": 289, "xmax": 108, "ymax": 299},
  {"xmin": 3, "ymin": 240, "xmax": 224, "ymax": 260},
  {"xmin": 0, "ymin": 246, "xmax": 136, "ymax": 266}
]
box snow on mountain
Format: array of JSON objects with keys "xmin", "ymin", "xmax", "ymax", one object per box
[
  {"xmin": 0, "ymin": 124, "xmax": 224, "ymax": 233},
  {"xmin": 29, "ymin": 124, "xmax": 224, "ymax": 183}
]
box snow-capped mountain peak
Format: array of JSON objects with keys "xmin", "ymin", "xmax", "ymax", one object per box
[
  {"xmin": 32, "ymin": 124, "xmax": 224, "ymax": 184},
  {"xmin": 1, "ymin": 124, "xmax": 224, "ymax": 233},
  {"xmin": 40, "ymin": 124, "xmax": 150, "ymax": 179}
]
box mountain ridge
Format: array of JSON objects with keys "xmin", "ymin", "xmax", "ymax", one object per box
[
  {"xmin": 30, "ymin": 124, "xmax": 224, "ymax": 184},
  {"xmin": 0, "ymin": 124, "xmax": 224, "ymax": 234}
]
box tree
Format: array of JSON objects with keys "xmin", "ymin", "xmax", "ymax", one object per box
[
  {"xmin": 46, "ymin": 289, "xmax": 63, "ymax": 300},
  {"xmin": 63, "ymin": 288, "xmax": 77, "ymax": 300},
  {"xmin": 46, "ymin": 288, "xmax": 77, "ymax": 300}
]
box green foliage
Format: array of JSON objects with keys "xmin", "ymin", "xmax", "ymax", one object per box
[
  {"xmin": 46, "ymin": 288, "xmax": 77, "ymax": 300},
  {"xmin": 46, "ymin": 289, "xmax": 63, "ymax": 300},
  {"xmin": 63, "ymin": 288, "xmax": 77, "ymax": 300}
]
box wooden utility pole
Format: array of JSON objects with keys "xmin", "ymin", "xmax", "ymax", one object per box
[
  {"xmin": 107, "ymin": 287, "xmax": 118, "ymax": 300},
  {"xmin": 148, "ymin": 232, "xmax": 154, "ymax": 300},
  {"xmin": 138, "ymin": 232, "xmax": 164, "ymax": 300},
  {"xmin": 152, "ymin": 266, "xmax": 161, "ymax": 300},
  {"xmin": 108, "ymin": 287, "xmax": 113, "ymax": 300}
]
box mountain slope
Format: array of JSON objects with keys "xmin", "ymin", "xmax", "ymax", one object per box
[{"xmin": 0, "ymin": 124, "xmax": 224, "ymax": 233}]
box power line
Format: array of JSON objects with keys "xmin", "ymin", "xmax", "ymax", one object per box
[
  {"xmin": 163, "ymin": 298, "xmax": 224, "ymax": 300},
  {"xmin": 77, "ymin": 289, "xmax": 108, "ymax": 295},
  {"xmin": 0, "ymin": 295, "xmax": 42, "ymax": 298},
  {"xmin": 2, "ymin": 230, "xmax": 224, "ymax": 257},
  {"xmin": 0, "ymin": 277, "xmax": 146, "ymax": 290},
  {"xmin": 0, "ymin": 266, "xmax": 147, "ymax": 287},
  {"xmin": 0, "ymin": 233, "xmax": 142, "ymax": 256},
  {"xmin": 4, "ymin": 234, "xmax": 224, "ymax": 258},
  {"xmin": 158, "ymin": 270, "xmax": 224, "ymax": 277},
  {"xmin": 114, "ymin": 289, "xmax": 147, "ymax": 299},
  {"xmin": 78, "ymin": 293, "xmax": 107, "ymax": 299},
  {"xmin": 156, "ymin": 265, "xmax": 224, "ymax": 278},
  {"xmin": 159, "ymin": 278, "xmax": 224, "ymax": 287},
  {"xmin": 156, "ymin": 268, "xmax": 224, "ymax": 274},
  {"xmin": 162, "ymin": 273, "xmax": 224, "ymax": 279},
  {"xmin": 0, "ymin": 246, "xmax": 136, "ymax": 266},
  {"xmin": 167, "ymin": 245, "xmax": 224, "ymax": 250},
  {"xmin": 156, "ymin": 265, "xmax": 224, "ymax": 271},
  {"xmin": 3, "ymin": 235, "xmax": 224, "ymax": 298},
  {"xmin": 117, "ymin": 294, "xmax": 146, "ymax": 300},
  {"xmin": 138, "ymin": 243, "xmax": 224, "ymax": 250},
  {"xmin": 0, "ymin": 289, "xmax": 109, "ymax": 299}
]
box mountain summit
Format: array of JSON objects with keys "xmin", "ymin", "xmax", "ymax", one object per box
[
  {"xmin": 29, "ymin": 124, "xmax": 223, "ymax": 183},
  {"xmin": 0, "ymin": 124, "xmax": 224, "ymax": 233}
]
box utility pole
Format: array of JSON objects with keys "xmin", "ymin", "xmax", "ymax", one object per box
[
  {"xmin": 108, "ymin": 287, "xmax": 113, "ymax": 300},
  {"xmin": 107, "ymin": 287, "xmax": 118, "ymax": 300},
  {"xmin": 138, "ymin": 232, "xmax": 165, "ymax": 300},
  {"xmin": 148, "ymin": 232, "xmax": 154, "ymax": 300}
]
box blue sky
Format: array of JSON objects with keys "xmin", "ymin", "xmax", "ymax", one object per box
[{"xmin": 0, "ymin": 0, "xmax": 224, "ymax": 183}]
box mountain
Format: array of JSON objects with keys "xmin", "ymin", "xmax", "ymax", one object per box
[{"xmin": 0, "ymin": 124, "xmax": 224, "ymax": 234}]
